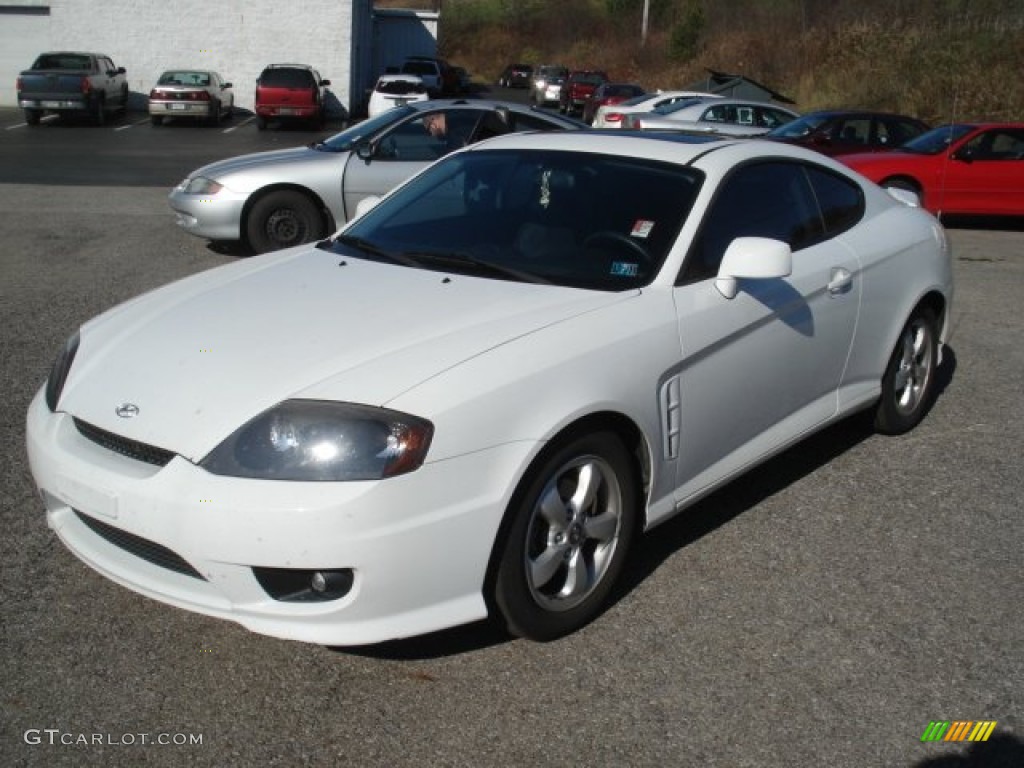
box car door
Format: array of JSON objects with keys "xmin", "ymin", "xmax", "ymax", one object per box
[
  {"xmin": 341, "ymin": 108, "xmax": 484, "ymax": 218},
  {"xmin": 939, "ymin": 127, "xmax": 1024, "ymax": 215},
  {"xmin": 669, "ymin": 160, "xmax": 862, "ymax": 502}
]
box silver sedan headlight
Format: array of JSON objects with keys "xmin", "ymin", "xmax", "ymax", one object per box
[
  {"xmin": 200, "ymin": 400, "xmax": 434, "ymax": 481},
  {"xmin": 176, "ymin": 176, "xmax": 223, "ymax": 195}
]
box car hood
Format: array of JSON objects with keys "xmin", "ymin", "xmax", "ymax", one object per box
[
  {"xmin": 58, "ymin": 248, "xmax": 630, "ymax": 461},
  {"xmin": 190, "ymin": 145, "xmax": 339, "ymax": 187}
]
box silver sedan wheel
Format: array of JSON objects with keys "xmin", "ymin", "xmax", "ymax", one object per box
[{"xmin": 524, "ymin": 454, "xmax": 624, "ymax": 612}]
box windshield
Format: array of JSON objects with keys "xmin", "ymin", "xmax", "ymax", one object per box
[
  {"xmin": 317, "ymin": 106, "xmax": 416, "ymax": 151},
  {"xmin": 327, "ymin": 149, "xmax": 703, "ymax": 291},
  {"xmin": 899, "ymin": 124, "xmax": 976, "ymax": 154},
  {"xmin": 653, "ymin": 98, "xmax": 705, "ymax": 116},
  {"xmin": 766, "ymin": 113, "xmax": 831, "ymax": 138}
]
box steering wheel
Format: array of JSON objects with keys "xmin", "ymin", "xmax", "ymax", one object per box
[{"xmin": 582, "ymin": 230, "xmax": 651, "ymax": 265}]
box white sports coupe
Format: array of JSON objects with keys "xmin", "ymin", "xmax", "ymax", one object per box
[{"xmin": 27, "ymin": 132, "xmax": 953, "ymax": 646}]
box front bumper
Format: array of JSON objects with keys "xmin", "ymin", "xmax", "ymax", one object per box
[
  {"xmin": 26, "ymin": 390, "xmax": 532, "ymax": 645},
  {"xmin": 167, "ymin": 185, "xmax": 247, "ymax": 241}
]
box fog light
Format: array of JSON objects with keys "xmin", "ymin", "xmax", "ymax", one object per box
[
  {"xmin": 253, "ymin": 567, "xmax": 353, "ymax": 602},
  {"xmin": 312, "ymin": 570, "xmax": 351, "ymax": 594}
]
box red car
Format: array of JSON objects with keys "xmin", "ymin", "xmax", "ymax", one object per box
[
  {"xmin": 840, "ymin": 123, "xmax": 1024, "ymax": 217},
  {"xmin": 582, "ymin": 82, "xmax": 645, "ymax": 125},
  {"xmin": 558, "ymin": 70, "xmax": 608, "ymax": 117},
  {"xmin": 254, "ymin": 63, "xmax": 331, "ymax": 130}
]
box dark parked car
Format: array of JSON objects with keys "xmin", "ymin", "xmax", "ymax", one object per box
[
  {"xmin": 16, "ymin": 51, "xmax": 128, "ymax": 125},
  {"xmin": 254, "ymin": 63, "xmax": 330, "ymax": 130},
  {"xmin": 764, "ymin": 110, "xmax": 930, "ymax": 156},
  {"xmin": 558, "ymin": 70, "xmax": 608, "ymax": 117},
  {"xmin": 582, "ymin": 82, "xmax": 645, "ymax": 125},
  {"xmin": 498, "ymin": 63, "xmax": 534, "ymax": 89}
]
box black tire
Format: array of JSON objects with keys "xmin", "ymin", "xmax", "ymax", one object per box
[
  {"xmin": 245, "ymin": 190, "xmax": 324, "ymax": 254},
  {"xmin": 150, "ymin": 115, "xmax": 163, "ymax": 127},
  {"xmin": 256, "ymin": 115, "xmax": 267, "ymax": 131},
  {"xmin": 494, "ymin": 431, "xmax": 638, "ymax": 641},
  {"xmin": 93, "ymin": 97, "xmax": 105, "ymax": 126},
  {"xmin": 874, "ymin": 306, "xmax": 939, "ymax": 435},
  {"xmin": 24, "ymin": 109, "xmax": 41, "ymax": 126},
  {"xmin": 207, "ymin": 99, "xmax": 221, "ymax": 126}
]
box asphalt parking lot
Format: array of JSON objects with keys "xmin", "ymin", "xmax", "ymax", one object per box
[{"xmin": 1, "ymin": 105, "xmax": 1021, "ymax": 768}]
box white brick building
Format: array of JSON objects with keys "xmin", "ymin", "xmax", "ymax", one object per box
[{"xmin": 0, "ymin": 0, "xmax": 396, "ymax": 115}]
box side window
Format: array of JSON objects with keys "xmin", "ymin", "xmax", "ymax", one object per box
[
  {"xmin": 805, "ymin": 166, "xmax": 864, "ymax": 237},
  {"xmin": 681, "ymin": 162, "xmax": 823, "ymax": 284},
  {"xmin": 969, "ymin": 129, "xmax": 1024, "ymax": 160},
  {"xmin": 703, "ymin": 104, "xmax": 736, "ymax": 123},
  {"xmin": 836, "ymin": 118, "xmax": 870, "ymax": 145},
  {"xmin": 377, "ymin": 110, "xmax": 477, "ymax": 162}
]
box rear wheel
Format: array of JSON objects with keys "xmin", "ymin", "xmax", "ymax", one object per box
[
  {"xmin": 207, "ymin": 99, "xmax": 221, "ymax": 126},
  {"xmin": 874, "ymin": 306, "xmax": 939, "ymax": 434},
  {"xmin": 245, "ymin": 190, "xmax": 325, "ymax": 254},
  {"xmin": 150, "ymin": 115, "xmax": 163, "ymax": 126},
  {"xmin": 256, "ymin": 115, "xmax": 267, "ymax": 131},
  {"xmin": 494, "ymin": 431, "xmax": 637, "ymax": 641},
  {"xmin": 93, "ymin": 97, "xmax": 105, "ymax": 126},
  {"xmin": 24, "ymin": 109, "xmax": 41, "ymax": 126}
]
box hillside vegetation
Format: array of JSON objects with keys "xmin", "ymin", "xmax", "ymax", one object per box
[{"xmin": 427, "ymin": 0, "xmax": 1024, "ymax": 123}]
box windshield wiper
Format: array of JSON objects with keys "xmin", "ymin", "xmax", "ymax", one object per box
[
  {"xmin": 330, "ymin": 234, "xmax": 419, "ymax": 267},
  {"xmin": 400, "ymin": 250, "xmax": 550, "ymax": 284}
]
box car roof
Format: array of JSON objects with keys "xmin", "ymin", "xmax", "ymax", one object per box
[
  {"xmin": 376, "ymin": 73, "xmax": 423, "ymax": 83},
  {"xmin": 459, "ymin": 130, "xmax": 860, "ymax": 176}
]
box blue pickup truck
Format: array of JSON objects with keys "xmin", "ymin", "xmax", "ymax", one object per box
[{"xmin": 16, "ymin": 51, "xmax": 129, "ymax": 125}]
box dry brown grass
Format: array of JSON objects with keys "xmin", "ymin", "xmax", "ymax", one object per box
[{"xmin": 437, "ymin": 3, "xmax": 1024, "ymax": 123}]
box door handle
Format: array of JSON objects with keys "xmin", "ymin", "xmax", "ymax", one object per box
[{"xmin": 827, "ymin": 267, "xmax": 852, "ymax": 296}]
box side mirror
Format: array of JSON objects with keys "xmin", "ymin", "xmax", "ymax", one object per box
[
  {"xmin": 223, "ymin": 82, "xmax": 233, "ymax": 89},
  {"xmin": 356, "ymin": 142, "xmax": 374, "ymax": 161},
  {"xmin": 951, "ymin": 147, "xmax": 972, "ymax": 163},
  {"xmin": 715, "ymin": 237, "xmax": 792, "ymax": 299},
  {"xmin": 322, "ymin": 79, "xmax": 332, "ymax": 87},
  {"xmin": 352, "ymin": 195, "xmax": 381, "ymax": 220}
]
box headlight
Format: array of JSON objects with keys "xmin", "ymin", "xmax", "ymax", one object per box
[
  {"xmin": 177, "ymin": 176, "xmax": 223, "ymax": 195},
  {"xmin": 45, "ymin": 331, "xmax": 80, "ymax": 412},
  {"xmin": 200, "ymin": 400, "xmax": 433, "ymax": 481}
]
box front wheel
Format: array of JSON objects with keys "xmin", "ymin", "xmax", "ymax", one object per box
[
  {"xmin": 245, "ymin": 190, "xmax": 325, "ymax": 254},
  {"xmin": 874, "ymin": 306, "xmax": 939, "ymax": 434},
  {"xmin": 494, "ymin": 431, "xmax": 638, "ymax": 641}
]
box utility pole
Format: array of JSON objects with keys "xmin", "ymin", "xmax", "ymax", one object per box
[{"xmin": 641, "ymin": 0, "xmax": 650, "ymax": 46}]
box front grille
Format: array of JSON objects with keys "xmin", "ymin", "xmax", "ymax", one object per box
[
  {"xmin": 73, "ymin": 418, "xmax": 175, "ymax": 467},
  {"xmin": 74, "ymin": 510, "xmax": 205, "ymax": 581}
]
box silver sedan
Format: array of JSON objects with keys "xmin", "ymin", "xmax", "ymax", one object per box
[
  {"xmin": 624, "ymin": 97, "xmax": 799, "ymax": 136},
  {"xmin": 148, "ymin": 70, "xmax": 234, "ymax": 126},
  {"xmin": 169, "ymin": 100, "xmax": 585, "ymax": 253}
]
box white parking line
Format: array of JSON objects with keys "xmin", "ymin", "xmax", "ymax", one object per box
[
  {"xmin": 223, "ymin": 116, "xmax": 255, "ymax": 134},
  {"xmin": 5, "ymin": 113, "xmax": 59, "ymax": 130},
  {"xmin": 115, "ymin": 117, "xmax": 151, "ymax": 132}
]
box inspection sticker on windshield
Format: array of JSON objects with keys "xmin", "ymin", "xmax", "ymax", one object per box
[
  {"xmin": 610, "ymin": 262, "xmax": 639, "ymax": 277},
  {"xmin": 631, "ymin": 219, "xmax": 655, "ymax": 239}
]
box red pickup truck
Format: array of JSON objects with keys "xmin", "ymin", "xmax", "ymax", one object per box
[
  {"xmin": 558, "ymin": 70, "xmax": 608, "ymax": 118},
  {"xmin": 17, "ymin": 51, "xmax": 129, "ymax": 125}
]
